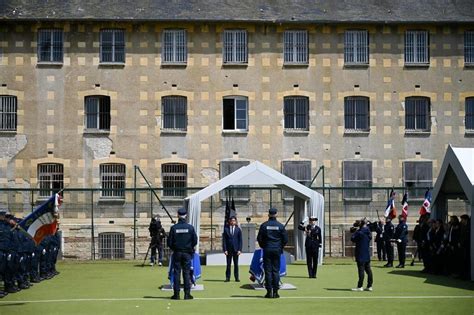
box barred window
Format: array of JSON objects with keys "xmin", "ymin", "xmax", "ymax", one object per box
[
  {"xmin": 465, "ymin": 31, "xmax": 474, "ymax": 65},
  {"xmin": 223, "ymin": 96, "xmax": 248, "ymax": 131},
  {"xmin": 162, "ymin": 29, "xmax": 187, "ymax": 64},
  {"xmin": 38, "ymin": 163, "xmax": 64, "ymax": 198},
  {"xmin": 343, "ymin": 161, "xmax": 372, "ymax": 200},
  {"xmin": 283, "ymin": 30, "xmax": 308, "ymax": 64},
  {"xmin": 0, "ymin": 95, "xmax": 17, "ymax": 131},
  {"xmin": 220, "ymin": 160, "xmax": 250, "ymax": 199},
  {"xmin": 284, "ymin": 96, "xmax": 309, "ymax": 130},
  {"xmin": 162, "ymin": 96, "xmax": 187, "ymax": 131},
  {"xmin": 38, "ymin": 29, "xmax": 63, "ymax": 63},
  {"xmin": 223, "ymin": 30, "xmax": 247, "ymax": 64},
  {"xmin": 405, "ymin": 97, "xmax": 430, "ymax": 132},
  {"xmin": 405, "ymin": 30, "xmax": 429, "ymax": 65},
  {"xmin": 282, "ymin": 161, "xmax": 311, "ymax": 199},
  {"xmin": 100, "ymin": 29, "xmax": 125, "ymax": 63},
  {"xmin": 466, "ymin": 97, "xmax": 474, "ymax": 131},
  {"xmin": 100, "ymin": 163, "xmax": 125, "ymax": 199},
  {"xmin": 344, "ymin": 30, "xmax": 369, "ymax": 65},
  {"xmin": 403, "ymin": 161, "xmax": 432, "ymax": 199},
  {"xmin": 344, "ymin": 96, "xmax": 370, "ymax": 131},
  {"xmin": 85, "ymin": 96, "xmax": 111, "ymax": 131},
  {"xmin": 162, "ymin": 163, "xmax": 187, "ymax": 198}
]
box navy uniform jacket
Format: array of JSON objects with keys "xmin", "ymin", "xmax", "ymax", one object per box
[
  {"xmin": 0, "ymin": 221, "xmax": 14, "ymax": 251},
  {"xmin": 383, "ymin": 221, "xmax": 395, "ymax": 241},
  {"xmin": 257, "ymin": 217, "xmax": 288, "ymax": 253},
  {"xmin": 375, "ymin": 223, "xmax": 384, "ymax": 242},
  {"xmin": 394, "ymin": 222, "xmax": 408, "ymax": 243},
  {"xmin": 17, "ymin": 229, "xmax": 33, "ymax": 253},
  {"xmin": 167, "ymin": 218, "xmax": 197, "ymax": 253},
  {"xmin": 351, "ymin": 226, "xmax": 372, "ymax": 263},
  {"xmin": 298, "ymin": 224, "xmax": 322, "ymax": 252},
  {"xmin": 222, "ymin": 225, "xmax": 242, "ymax": 253}
]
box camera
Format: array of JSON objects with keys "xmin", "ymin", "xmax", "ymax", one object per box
[{"xmin": 350, "ymin": 217, "xmax": 378, "ymax": 233}]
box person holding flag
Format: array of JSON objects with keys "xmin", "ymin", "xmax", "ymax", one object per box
[
  {"xmin": 401, "ymin": 192, "xmax": 408, "ymax": 220},
  {"xmin": 383, "ymin": 190, "xmax": 396, "ymax": 267},
  {"xmin": 393, "ymin": 215, "xmax": 408, "ymax": 268},
  {"xmin": 384, "ymin": 189, "xmax": 397, "ymax": 219}
]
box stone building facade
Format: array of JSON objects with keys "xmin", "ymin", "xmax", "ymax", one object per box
[{"xmin": 0, "ymin": 1, "xmax": 473, "ymax": 259}]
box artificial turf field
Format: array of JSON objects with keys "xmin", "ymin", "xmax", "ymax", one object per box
[{"xmin": 0, "ymin": 258, "xmax": 472, "ymax": 315}]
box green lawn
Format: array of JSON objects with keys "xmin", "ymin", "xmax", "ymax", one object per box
[{"xmin": 0, "ymin": 258, "xmax": 472, "ymax": 314}]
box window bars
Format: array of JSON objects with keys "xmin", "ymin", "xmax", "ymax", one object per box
[
  {"xmin": 162, "ymin": 163, "xmax": 187, "ymax": 198},
  {"xmin": 100, "ymin": 164, "xmax": 126, "ymax": 198},
  {"xmin": 38, "ymin": 29, "xmax": 63, "ymax": 63},
  {"xmin": 0, "ymin": 95, "xmax": 17, "ymax": 131},
  {"xmin": 38, "ymin": 163, "xmax": 64, "ymax": 197},
  {"xmin": 162, "ymin": 29, "xmax": 187, "ymax": 64}
]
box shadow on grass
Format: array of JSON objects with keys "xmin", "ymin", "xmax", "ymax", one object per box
[
  {"xmin": 324, "ymin": 288, "xmax": 353, "ymax": 292},
  {"xmin": 143, "ymin": 296, "xmax": 174, "ymax": 300},
  {"xmin": 203, "ymin": 279, "xmax": 227, "ymax": 282},
  {"xmin": 0, "ymin": 303, "xmax": 26, "ymax": 307},
  {"xmin": 388, "ymin": 270, "xmax": 474, "ymax": 290},
  {"xmin": 285, "ymin": 275, "xmax": 310, "ymax": 279},
  {"xmin": 230, "ymin": 295, "xmax": 264, "ymax": 298},
  {"xmin": 240, "ymin": 284, "xmax": 256, "ymax": 290}
]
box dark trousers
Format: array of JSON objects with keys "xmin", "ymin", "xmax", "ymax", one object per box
[
  {"xmin": 305, "ymin": 248, "xmax": 319, "ymax": 277},
  {"xmin": 263, "ymin": 249, "xmax": 280, "ymax": 291},
  {"xmin": 397, "ymin": 242, "xmax": 407, "ymax": 266},
  {"xmin": 376, "ymin": 240, "xmax": 386, "ymax": 260},
  {"xmin": 225, "ymin": 251, "xmax": 239, "ymax": 280},
  {"xmin": 385, "ymin": 241, "xmax": 394, "ymax": 264},
  {"xmin": 172, "ymin": 251, "xmax": 192, "ymax": 294},
  {"xmin": 356, "ymin": 261, "xmax": 373, "ymax": 288},
  {"xmin": 150, "ymin": 243, "xmax": 164, "ymax": 263}
]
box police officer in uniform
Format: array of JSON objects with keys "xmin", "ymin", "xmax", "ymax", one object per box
[
  {"xmin": 383, "ymin": 217, "xmax": 395, "ymax": 267},
  {"xmin": 298, "ymin": 216, "xmax": 321, "ymax": 278},
  {"xmin": 257, "ymin": 208, "xmax": 288, "ymax": 299},
  {"xmin": 393, "ymin": 215, "xmax": 408, "ymax": 268},
  {"xmin": 375, "ymin": 220, "xmax": 386, "ymax": 261},
  {"xmin": 0, "ymin": 210, "xmax": 13, "ymax": 297},
  {"xmin": 167, "ymin": 208, "xmax": 197, "ymax": 300}
]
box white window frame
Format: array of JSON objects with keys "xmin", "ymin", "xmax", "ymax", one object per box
[
  {"xmin": 344, "ymin": 30, "xmax": 369, "ymax": 65},
  {"xmin": 342, "ymin": 161, "xmax": 372, "ymax": 201},
  {"xmin": 100, "ymin": 29, "xmax": 125, "ymax": 64},
  {"xmin": 162, "ymin": 29, "xmax": 187, "ymax": 64},
  {"xmin": 222, "ymin": 96, "xmax": 248, "ymax": 132},
  {"xmin": 100, "ymin": 163, "xmax": 126, "ymax": 199},
  {"xmin": 405, "ymin": 30, "xmax": 429, "ymax": 65},
  {"xmin": 283, "ymin": 30, "xmax": 308, "ymax": 64},
  {"xmin": 0, "ymin": 95, "xmax": 17, "ymax": 131},
  {"xmin": 465, "ymin": 31, "xmax": 474, "ymax": 65},
  {"xmin": 37, "ymin": 29, "xmax": 63, "ymax": 63},
  {"xmin": 38, "ymin": 163, "xmax": 64, "ymax": 198},
  {"xmin": 223, "ymin": 30, "xmax": 248, "ymax": 64}
]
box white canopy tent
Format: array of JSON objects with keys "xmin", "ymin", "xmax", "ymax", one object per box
[
  {"xmin": 431, "ymin": 145, "xmax": 474, "ymax": 280},
  {"xmin": 184, "ymin": 161, "xmax": 325, "ymax": 263}
]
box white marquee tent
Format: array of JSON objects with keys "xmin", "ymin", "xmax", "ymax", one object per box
[
  {"xmin": 185, "ymin": 161, "xmax": 325, "ymax": 263},
  {"xmin": 431, "ymin": 145, "xmax": 474, "ymax": 280}
]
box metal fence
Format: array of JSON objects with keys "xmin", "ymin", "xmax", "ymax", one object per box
[{"xmin": 0, "ymin": 185, "xmax": 469, "ymax": 261}]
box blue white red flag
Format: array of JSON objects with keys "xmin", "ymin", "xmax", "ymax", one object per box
[
  {"xmin": 401, "ymin": 192, "xmax": 408, "ymax": 219},
  {"xmin": 419, "ymin": 189, "xmax": 432, "ymax": 216},
  {"xmin": 19, "ymin": 193, "xmax": 62, "ymax": 245},
  {"xmin": 384, "ymin": 190, "xmax": 397, "ymax": 219}
]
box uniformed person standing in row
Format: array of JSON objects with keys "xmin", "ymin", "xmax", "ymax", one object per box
[
  {"xmin": 393, "ymin": 215, "xmax": 408, "ymax": 268},
  {"xmin": 167, "ymin": 208, "xmax": 197, "ymax": 300},
  {"xmin": 298, "ymin": 216, "xmax": 321, "ymax": 278},
  {"xmin": 383, "ymin": 217, "xmax": 395, "ymax": 267},
  {"xmin": 257, "ymin": 208, "xmax": 288, "ymax": 299}
]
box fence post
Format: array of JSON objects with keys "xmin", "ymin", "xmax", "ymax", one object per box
[
  {"xmin": 328, "ymin": 187, "xmax": 332, "ymax": 257},
  {"xmin": 210, "ymin": 195, "xmax": 213, "ymax": 251},
  {"xmin": 133, "ymin": 166, "xmax": 137, "ymax": 260},
  {"xmin": 150, "ymin": 188, "xmax": 153, "ymax": 218},
  {"xmin": 30, "ymin": 190, "xmax": 34, "ymax": 212},
  {"xmin": 91, "ymin": 190, "xmax": 95, "ymax": 260}
]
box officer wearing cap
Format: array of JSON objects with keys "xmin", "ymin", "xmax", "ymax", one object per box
[
  {"xmin": 257, "ymin": 208, "xmax": 288, "ymax": 299},
  {"xmin": 0, "ymin": 210, "xmax": 12, "ymax": 297},
  {"xmin": 298, "ymin": 216, "xmax": 321, "ymax": 278},
  {"xmin": 167, "ymin": 208, "xmax": 197, "ymax": 300}
]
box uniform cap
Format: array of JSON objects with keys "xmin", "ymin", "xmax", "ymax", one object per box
[
  {"xmin": 178, "ymin": 208, "xmax": 187, "ymax": 216},
  {"xmin": 309, "ymin": 216, "xmax": 318, "ymax": 221},
  {"xmin": 268, "ymin": 208, "xmax": 278, "ymax": 215}
]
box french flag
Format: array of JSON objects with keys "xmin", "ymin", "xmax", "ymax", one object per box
[
  {"xmin": 19, "ymin": 193, "xmax": 62, "ymax": 245},
  {"xmin": 419, "ymin": 189, "xmax": 432, "ymax": 216},
  {"xmin": 384, "ymin": 189, "xmax": 397, "ymax": 219},
  {"xmin": 401, "ymin": 192, "xmax": 408, "ymax": 219}
]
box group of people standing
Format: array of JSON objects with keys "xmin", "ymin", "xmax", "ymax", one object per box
[
  {"xmin": 375, "ymin": 215, "xmax": 409, "ymax": 268},
  {"xmin": 0, "ymin": 211, "xmax": 60, "ymax": 298}
]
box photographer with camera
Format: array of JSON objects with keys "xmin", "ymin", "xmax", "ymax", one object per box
[
  {"xmin": 298, "ymin": 216, "xmax": 321, "ymax": 279},
  {"xmin": 148, "ymin": 216, "xmax": 167, "ymax": 266},
  {"xmin": 350, "ymin": 219, "xmax": 373, "ymax": 292}
]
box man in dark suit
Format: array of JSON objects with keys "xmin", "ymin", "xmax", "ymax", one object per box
[
  {"xmin": 383, "ymin": 217, "xmax": 395, "ymax": 267},
  {"xmin": 393, "ymin": 215, "xmax": 408, "ymax": 268},
  {"xmin": 351, "ymin": 219, "xmax": 373, "ymax": 291},
  {"xmin": 222, "ymin": 216, "xmax": 242, "ymax": 282},
  {"xmin": 298, "ymin": 216, "xmax": 321, "ymax": 278}
]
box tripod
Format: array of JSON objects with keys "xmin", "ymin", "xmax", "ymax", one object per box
[{"xmin": 141, "ymin": 242, "xmax": 152, "ymax": 267}]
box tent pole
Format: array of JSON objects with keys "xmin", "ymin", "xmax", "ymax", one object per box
[{"xmin": 210, "ymin": 195, "xmax": 213, "ymax": 251}]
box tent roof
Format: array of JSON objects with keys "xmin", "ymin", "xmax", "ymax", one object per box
[
  {"xmin": 432, "ymin": 145, "xmax": 474, "ymax": 204},
  {"xmin": 185, "ymin": 161, "xmax": 321, "ymax": 202}
]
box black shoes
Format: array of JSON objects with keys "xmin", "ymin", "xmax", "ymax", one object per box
[
  {"xmin": 224, "ymin": 279, "xmax": 230, "ymax": 282},
  {"xmin": 184, "ymin": 293, "xmax": 194, "ymax": 300},
  {"xmin": 396, "ymin": 264, "xmax": 405, "ymax": 268},
  {"xmin": 384, "ymin": 263, "xmax": 393, "ymax": 267},
  {"xmin": 273, "ymin": 290, "xmax": 280, "ymax": 298},
  {"xmin": 264, "ymin": 290, "xmax": 273, "ymax": 298},
  {"xmin": 235, "ymin": 279, "xmax": 240, "ymax": 282},
  {"xmin": 170, "ymin": 293, "xmax": 180, "ymax": 300}
]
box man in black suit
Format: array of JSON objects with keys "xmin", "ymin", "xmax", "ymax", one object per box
[{"xmin": 222, "ymin": 216, "xmax": 242, "ymax": 282}]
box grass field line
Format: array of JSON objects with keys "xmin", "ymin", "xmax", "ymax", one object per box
[{"xmin": 0, "ymin": 295, "xmax": 472, "ymax": 304}]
